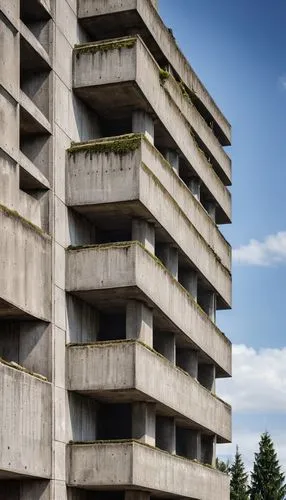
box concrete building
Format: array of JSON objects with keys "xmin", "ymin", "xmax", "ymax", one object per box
[{"xmin": 0, "ymin": 0, "xmax": 232, "ymax": 498}]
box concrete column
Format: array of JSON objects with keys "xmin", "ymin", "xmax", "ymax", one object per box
[
  {"xmin": 201, "ymin": 434, "xmax": 216, "ymax": 467},
  {"xmin": 132, "ymin": 218, "xmax": 155, "ymax": 254},
  {"xmin": 132, "ymin": 402, "xmax": 156, "ymax": 446},
  {"xmin": 125, "ymin": 492, "xmax": 150, "ymax": 500},
  {"xmin": 157, "ymin": 244, "xmax": 178, "ymax": 279},
  {"xmin": 176, "ymin": 348, "xmax": 198, "ymax": 379},
  {"xmin": 156, "ymin": 416, "xmax": 176, "ymax": 454},
  {"xmin": 200, "ymin": 291, "xmax": 216, "ymax": 322},
  {"xmin": 176, "ymin": 428, "xmax": 201, "ymax": 460},
  {"xmin": 205, "ymin": 200, "xmax": 217, "ymax": 222},
  {"xmin": 132, "ymin": 110, "xmax": 154, "ymax": 145},
  {"xmin": 154, "ymin": 331, "xmax": 176, "ymax": 364},
  {"xmin": 198, "ymin": 364, "xmax": 216, "ymax": 392},
  {"xmin": 164, "ymin": 149, "xmax": 179, "ymax": 175},
  {"xmin": 187, "ymin": 177, "xmax": 201, "ymax": 201},
  {"xmin": 126, "ymin": 300, "xmax": 153, "ymax": 347},
  {"xmin": 179, "ymin": 268, "xmax": 198, "ymax": 301}
]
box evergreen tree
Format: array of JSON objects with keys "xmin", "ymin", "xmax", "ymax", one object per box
[
  {"xmin": 216, "ymin": 457, "xmax": 230, "ymax": 473},
  {"xmin": 250, "ymin": 432, "xmax": 286, "ymax": 500},
  {"xmin": 230, "ymin": 446, "xmax": 249, "ymax": 499}
]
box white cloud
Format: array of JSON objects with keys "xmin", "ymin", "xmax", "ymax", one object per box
[
  {"xmin": 233, "ymin": 231, "xmax": 286, "ymax": 266},
  {"xmin": 217, "ymin": 344, "xmax": 286, "ymax": 412},
  {"xmin": 217, "ymin": 344, "xmax": 286, "ymax": 472}
]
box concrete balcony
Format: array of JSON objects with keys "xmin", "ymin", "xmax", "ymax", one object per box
[
  {"xmin": 78, "ymin": 0, "xmax": 231, "ymax": 147},
  {"xmin": 68, "ymin": 341, "xmax": 231, "ymax": 442},
  {"xmin": 66, "ymin": 243, "xmax": 231, "ymax": 376},
  {"xmin": 67, "ymin": 135, "xmax": 231, "ymax": 307},
  {"xmin": 0, "ymin": 359, "xmax": 51, "ymax": 479},
  {"xmin": 73, "ymin": 36, "xmax": 231, "ymax": 215},
  {"xmin": 68, "ymin": 440, "xmax": 229, "ymax": 500},
  {"xmin": 0, "ymin": 204, "xmax": 51, "ymax": 321},
  {"xmin": 161, "ymin": 71, "xmax": 231, "ymax": 186}
]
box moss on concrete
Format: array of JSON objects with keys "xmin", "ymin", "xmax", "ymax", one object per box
[
  {"xmin": 0, "ymin": 357, "xmax": 48, "ymax": 382},
  {"xmin": 159, "ymin": 68, "xmax": 170, "ymax": 84},
  {"xmin": 67, "ymin": 339, "xmax": 230, "ymax": 406},
  {"xmin": 74, "ymin": 37, "xmax": 136, "ymax": 56},
  {"xmin": 0, "ymin": 203, "xmax": 49, "ymax": 240},
  {"xmin": 141, "ymin": 163, "xmax": 231, "ymax": 277},
  {"xmin": 68, "ymin": 134, "xmax": 143, "ymax": 157},
  {"xmin": 69, "ymin": 438, "xmax": 222, "ymax": 472},
  {"xmin": 67, "ymin": 241, "xmax": 230, "ymax": 346}
]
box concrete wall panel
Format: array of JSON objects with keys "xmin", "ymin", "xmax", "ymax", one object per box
[{"xmin": 0, "ymin": 361, "xmax": 52, "ymax": 478}]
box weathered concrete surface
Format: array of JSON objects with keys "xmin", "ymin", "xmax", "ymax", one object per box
[
  {"xmin": 162, "ymin": 70, "xmax": 231, "ymax": 185},
  {"xmin": 66, "ymin": 243, "xmax": 231, "ymax": 376},
  {"xmin": 0, "ymin": 360, "xmax": 52, "ymax": 478},
  {"xmin": 68, "ymin": 441, "xmax": 230, "ymax": 500},
  {"xmin": 67, "ymin": 137, "xmax": 231, "ymax": 306},
  {"xmin": 68, "ymin": 136, "xmax": 229, "ymax": 256},
  {"xmin": 67, "ymin": 341, "xmax": 231, "ymax": 442},
  {"xmin": 0, "ymin": 206, "xmax": 51, "ymax": 320},
  {"xmin": 73, "ymin": 37, "xmax": 232, "ymax": 216},
  {"xmin": 78, "ymin": 0, "xmax": 231, "ymax": 146}
]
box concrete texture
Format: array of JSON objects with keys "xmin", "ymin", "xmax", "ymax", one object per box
[
  {"xmin": 73, "ymin": 36, "xmax": 232, "ymax": 218},
  {"xmin": 0, "ymin": 360, "xmax": 51, "ymax": 478},
  {"xmin": 66, "ymin": 244, "xmax": 231, "ymax": 376},
  {"xmin": 0, "ymin": 207, "xmax": 51, "ymax": 320},
  {"xmin": 67, "ymin": 138, "xmax": 232, "ymax": 307},
  {"xmin": 68, "ymin": 441, "xmax": 230, "ymax": 500},
  {"xmin": 78, "ymin": 0, "xmax": 231, "ymax": 146},
  {"xmin": 67, "ymin": 341, "xmax": 231, "ymax": 442},
  {"xmin": 0, "ymin": 0, "xmax": 231, "ymax": 495}
]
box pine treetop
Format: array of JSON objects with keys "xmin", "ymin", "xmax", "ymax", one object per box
[
  {"xmin": 230, "ymin": 445, "xmax": 249, "ymax": 500},
  {"xmin": 250, "ymin": 432, "xmax": 286, "ymax": 500}
]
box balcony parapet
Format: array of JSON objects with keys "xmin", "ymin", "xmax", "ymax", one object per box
[
  {"xmin": 68, "ymin": 340, "xmax": 231, "ymax": 442},
  {"xmin": 68, "ymin": 440, "xmax": 230, "ymax": 499},
  {"xmin": 66, "ymin": 242, "xmax": 231, "ymax": 376}
]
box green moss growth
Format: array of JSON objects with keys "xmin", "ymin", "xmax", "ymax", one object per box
[
  {"xmin": 67, "ymin": 241, "xmax": 230, "ymax": 345},
  {"xmin": 0, "ymin": 357, "xmax": 48, "ymax": 382},
  {"xmin": 69, "ymin": 438, "xmax": 221, "ymax": 472},
  {"xmin": 141, "ymin": 163, "xmax": 230, "ymax": 276},
  {"xmin": 0, "ymin": 204, "xmax": 50, "ymax": 240},
  {"xmin": 67, "ymin": 241, "xmax": 139, "ymax": 252},
  {"xmin": 74, "ymin": 37, "xmax": 136, "ymax": 56},
  {"xmin": 68, "ymin": 134, "xmax": 143, "ymax": 157},
  {"xmin": 179, "ymin": 79, "xmax": 190, "ymax": 99},
  {"xmin": 159, "ymin": 68, "xmax": 170, "ymax": 84}
]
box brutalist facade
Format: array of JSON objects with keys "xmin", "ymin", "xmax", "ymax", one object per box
[{"xmin": 0, "ymin": 0, "xmax": 232, "ymax": 498}]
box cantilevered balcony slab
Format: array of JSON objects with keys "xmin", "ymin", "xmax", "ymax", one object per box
[
  {"xmin": 66, "ymin": 243, "xmax": 231, "ymax": 377},
  {"xmin": 68, "ymin": 341, "xmax": 231, "ymax": 442},
  {"xmin": 78, "ymin": 0, "xmax": 231, "ymax": 147},
  {"xmin": 0, "ymin": 204, "xmax": 51, "ymax": 321},
  {"xmin": 73, "ymin": 36, "xmax": 232, "ymax": 203},
  {"xmin": 68, "ymin": 441, "xmax": 229, "ymax": 499},
  {"xmin": 0, "ymin": 359, "xmax": 51, "ymax": 479},
  {"xmin": 161, "ymin": 72, "xmax": 231, "ymax": 185},
  {"xmin": 67, "ymin": 135, "xmax": 231, "ymax": 307}
]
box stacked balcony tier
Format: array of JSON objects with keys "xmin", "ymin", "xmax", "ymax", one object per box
[
  {"xmin": 78, "ymin": 0, "xmax": 231, "ymax": 148},
  {"xmin": 68, "ymin": 440, "xmax": 228, "ymax": 500},
  {"xmin": 73, "ymin": 36, "xmax": 231, "ymax": 223},
  {"xmin": 66, "ymin": 242, "xmax": 231, "ymax": 377},
  {"xmin": 67, "ymin": 134, "xmax": 231, "ymax": 310},
  {"xmin": 68, "ymin": 340, "xmax": 231, "ymax": 442}
]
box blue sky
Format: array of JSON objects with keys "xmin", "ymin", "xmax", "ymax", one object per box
[{"xmin": 159, "ymin": 0, "xmax": 286, "ymax": 472}]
